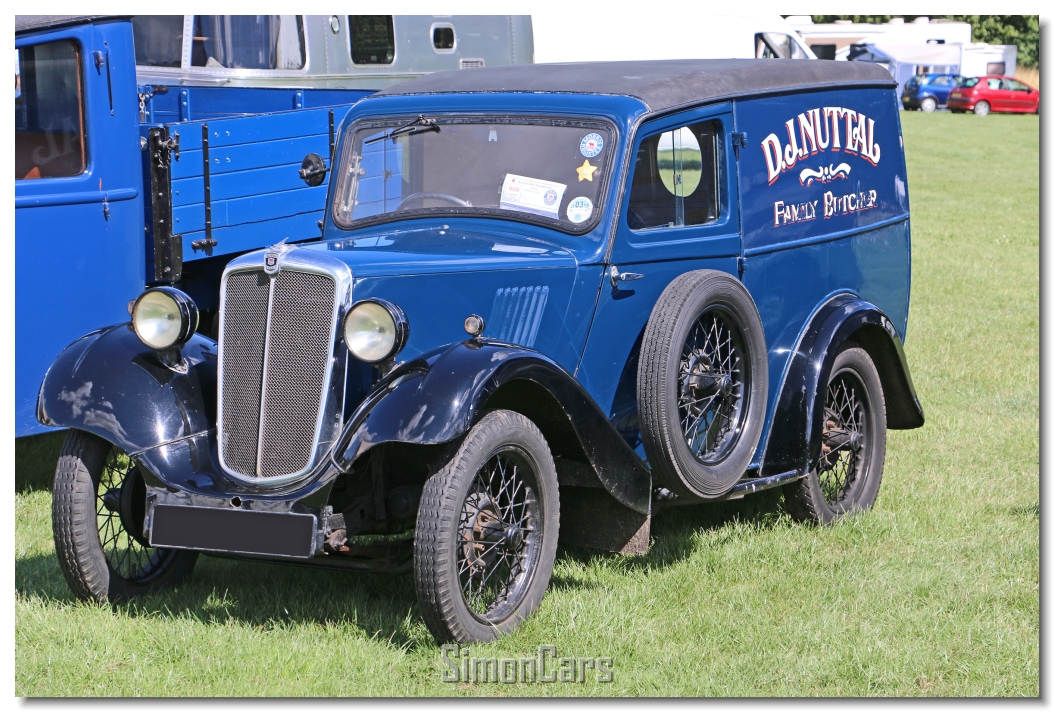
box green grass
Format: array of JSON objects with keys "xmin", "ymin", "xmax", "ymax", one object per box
[{"xmin": 15, "ymin": 111, "xmax": 1038, "ymax": 696}]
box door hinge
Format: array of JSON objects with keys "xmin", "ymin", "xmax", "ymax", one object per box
[
  {"xmin": 737, "ymin": 256, "xmax": 747, "ymax": 278},
  {"xmin": 731, "ymin": 132, "xmax": 748, "ymax": 160}
]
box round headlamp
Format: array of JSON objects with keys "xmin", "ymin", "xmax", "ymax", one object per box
[
  {"xmin": 343, "ymin": 298, "xmax": 408, "ymax": 363},
  {"xmin": 131, "ymin": 287, "xmax": 199, "ymax": 351}
]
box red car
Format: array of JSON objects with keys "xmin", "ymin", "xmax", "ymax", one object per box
[{"xmin": 948, "ymin": 75, "xmax": 1040, "ymax": 116}]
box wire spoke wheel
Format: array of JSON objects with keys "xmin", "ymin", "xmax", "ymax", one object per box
[
  {"xmin": 95, "ymin": 448, "xmax": 170, "ymax": 582},
  {"xmin": 415, "ymin": 410, "xmax": 558, "ymax": 643},
  {"xmin": 782, "ymin": 345, "xmax": 887, "ymax": 525},
  {"xmin": 456, "ymin": 447, "xmax": 538, "ymax": 622},
  {"xmin": 817, "ymin": 372, "xmax": 869, "ymax": 505},
  {"xmin": 678, "ymin": 308, "xmax": 747, "ymax": 465},
  {"xmin": 53, "ymin": 430, "xmax": 198, "ymax": 602}
]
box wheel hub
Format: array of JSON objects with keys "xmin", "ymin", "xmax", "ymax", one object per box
[
  {"xmin": 462, "ymin": 495, "xmax": 507, "ymax": 570},
  {"xmin": 462, "ymin": 492, "xmax": 527, "ymax": 572},
  {"xmin": 682, "ymin": 353, "xmax": 732, "ymax": 403}
]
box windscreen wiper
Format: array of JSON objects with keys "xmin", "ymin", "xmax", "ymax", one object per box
[{"xmin": 364, "ymin": 115, "xmax": 440, "ymax": 145}]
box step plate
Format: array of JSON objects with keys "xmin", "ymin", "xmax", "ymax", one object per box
[{"xmin": 150, "ymin": 505, "xmax": 316, "ymax": 558}]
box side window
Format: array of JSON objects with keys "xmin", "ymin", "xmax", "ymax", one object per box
[
  {"xmin": 930, "ymin": 75, "xmax": 951, "ymax": 87},
  {"xmin": 987, "ymin": 62, "xmax": 1006, "ymax": 75},
  {"xmin": 130, "ymin": 16, "xmax": 184, "ymax": 67},
  {"xmin": 1007, "ymin": 79, "xmax": 1030, "ymax": 91},
  {"xmin": 15, "ymin": 41, "xmax": 86, "ymax": 180},
  {"xmin": 349, "ymin": 16, "xmax": 395, "ymax": 65},
  {"xmin": 627, "ymin": 120, "xmax": 721, "ymax": 230},
  {"xmin": 810, "ymin": 44, "xmax": 836, "ymax": 60},
  {"xmin": 191, "ymin": 16, "xmax": 305, "ymax": 70}
]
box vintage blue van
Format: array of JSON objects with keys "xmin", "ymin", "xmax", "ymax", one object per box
[{"xmin": 38, "ymin": 59, "xmax": 924, "ymax": 644}]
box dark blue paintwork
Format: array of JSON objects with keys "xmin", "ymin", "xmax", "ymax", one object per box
[{"xmin": 39, "ymin": 62, "xmax": 924, "ymax": 546}]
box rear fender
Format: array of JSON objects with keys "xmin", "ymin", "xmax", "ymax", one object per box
[
  {"xmin": 760, "ymin": 295, "xmax": 924, "ymax": 477},
  {"xmin": 336, "ymin": 340, "xmax": 653, "ymax": 515}
]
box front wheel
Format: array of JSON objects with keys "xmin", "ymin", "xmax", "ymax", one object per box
[
  {"xmin": 52, "ymin": 430, "xmax": 198, "ymax": 602},
  {"xmin": 920, "ymin": 97, "xmax": 937, "ymax": 113},
  {"xmin": 783, "ymin": 345, "xmax": 887, "ymax": 524},
  {"xmin": 974, "ymin": 101, "xmax": 991, "ymax": 116},
  {"xmin": 414, "ymin": 410, "xmax": 559, "ymax": 644}
]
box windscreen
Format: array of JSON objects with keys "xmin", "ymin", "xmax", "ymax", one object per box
[{"xmin": 333, "ymin": 118, "xmax": 614, "ymax": 231}]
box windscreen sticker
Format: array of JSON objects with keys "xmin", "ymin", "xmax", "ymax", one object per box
[
  {"xmin": 566, "ymin": 196, "xmax": 594, "ymax": 224},
  {"xmin": 576, "ymin": 159, "xmax": 598, "ymax": 182},
  {"xmin": 579, "ymin": 133, "xmax": 604, "ymax": 158},
  {"xmin": 499, "ymin": 174, "xmax": 567, "ymax": 218}
]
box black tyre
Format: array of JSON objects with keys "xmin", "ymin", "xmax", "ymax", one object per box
[
  {"xmin": 52, "ymin": 430, "xmax": 198, "ymax": 602},
  {"xmin": 414, "ymin": 410, "xmax": 559, "ymax": 644},
  {"xmin": 973, "ymin": 100, "xmax": 991, "ymax": 116},
  {"xmin": 638, "ymin": 270, "xmax": 768, "ymax": 498},
  {"xmin": 783, "ymin": 345, "xmax": 887, "ymax": 524},
  {"xmin": 920, "ymin": 96, "xmax": 938, "ymax": 113}
]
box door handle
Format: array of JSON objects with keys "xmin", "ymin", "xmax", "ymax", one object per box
[{"xmin": 609, "ymin": 265, "xmax": 644, "ymax": 287}]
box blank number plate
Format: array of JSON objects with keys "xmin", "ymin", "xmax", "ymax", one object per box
[{"xmin": 150, "ymin": 505, "xmax": 316, "ymax": 558}]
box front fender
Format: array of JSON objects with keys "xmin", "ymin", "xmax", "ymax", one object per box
[
  {"xmin": 336, "ymin": 340, "xmax": 653, "ymax": 514},
  {"xmin": 761, "ymin": 295, "xmax": 924, "ymax": 477},
  {"xmin": 37, "ymin": 324, "xmax": 217, "ymax": 454}
]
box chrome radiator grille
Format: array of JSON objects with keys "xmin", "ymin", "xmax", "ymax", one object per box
[{"xmin": 219, "ymin": 266, "xmax": 338, "ymax": 481}]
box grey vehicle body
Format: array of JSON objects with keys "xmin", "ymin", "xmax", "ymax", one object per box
[{"xmin": 133, "ymin": 15, "xmax": 534, "ymax": 90}]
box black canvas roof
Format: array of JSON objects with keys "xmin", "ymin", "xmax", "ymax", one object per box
[{"xmin": 375, "ymin": 59, "xmax": 897, "ymax": 113}]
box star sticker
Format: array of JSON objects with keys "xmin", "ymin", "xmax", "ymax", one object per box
[{"xmin": 576, "ymin": 159, "xmax": 598, "ymax": 182}]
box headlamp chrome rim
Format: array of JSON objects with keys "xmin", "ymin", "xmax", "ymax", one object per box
[
  {"xmin": 131, "ymin": 287, "xmax": 199, "ymax": 351},
  {"xmin": 343, "ymin": 298, "xmax": 409, "ymax": 364}
]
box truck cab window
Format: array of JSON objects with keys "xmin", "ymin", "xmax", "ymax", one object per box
[
  {"xmin": 627, "ymin": 120, "xmax": 720, "ymax": 230},
  {"xmin": 191, "ymin": 16, "xmax": 305, "ymax": 70},
  {"xmin": 131, "ymin": 16, "xmax": 183, "ymax": 67},
  {"xmin": 349, "ymin": 16, "xmax": 395, "ymax": 65},
  {"xmin": 15, "ymin": 41, "xmax": 86, "ymax": 180}
]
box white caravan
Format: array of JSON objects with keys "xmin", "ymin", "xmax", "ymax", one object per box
[{"xmin": 533, "ymin": 13, "xmax": 815, "ymax": 63}]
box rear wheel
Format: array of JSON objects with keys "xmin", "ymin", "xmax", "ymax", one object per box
[
  {"xmin": 783, "ymin": 345, "xmax": 887, "ymax": 524},
  {"xmin": 920, "ymin": 96, "xmax": 937, "ymax": 113},
  {"xmin": 52, "ymin": 430, "xmax": 198, "ymax": 602},
  {"xmin": 974, "ymin": 101, "xmax": 991, "ymax": 116},
  {"xmin": 414, "ymin": 410, "xmax": 559, "ymax": 643}
]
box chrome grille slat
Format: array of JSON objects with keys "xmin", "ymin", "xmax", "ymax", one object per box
[
  {"xmin": 258, "ymin": 271, "xmax": 336, "ymax": 478},
  {"xmin": 219, "ymin": 271, "xmax": 269, "ymax": 477}
]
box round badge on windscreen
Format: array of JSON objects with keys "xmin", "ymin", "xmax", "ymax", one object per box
[
  {"xmin": 579, "ymin": 133, "xmax": 604, "ymax": 158},
  {"xmin": 566, "ymin": 196, "xmax": 594, "ymax": 224}
]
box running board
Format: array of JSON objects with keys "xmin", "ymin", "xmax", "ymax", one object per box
[{"xmin": 654, "ymin": 470, "xmax": 803, "ymax": 508}]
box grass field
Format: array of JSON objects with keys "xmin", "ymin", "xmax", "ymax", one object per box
[{"xmin": 14, "ymin": 111, "xmax": 1039, "ymax": 696}]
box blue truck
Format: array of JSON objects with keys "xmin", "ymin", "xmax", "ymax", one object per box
[
  {"xmin": 15, "ymin": 14, "xmax": 532, "ymax": 437},
  {"xmin": 38, "ymin": 58, "xmax": 923, "ymax": 644}
]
